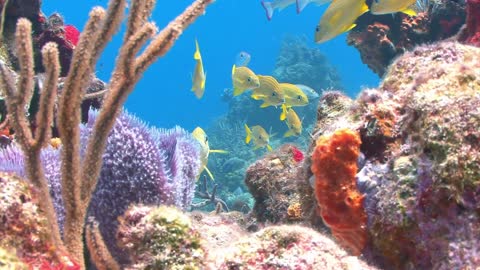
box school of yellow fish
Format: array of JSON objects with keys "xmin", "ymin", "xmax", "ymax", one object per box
[{"xmin": 189, "ymin": 0, "xmax": 419, "ymax": 165}]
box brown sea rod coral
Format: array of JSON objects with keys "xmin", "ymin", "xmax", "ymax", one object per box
[{"xmin": 0, "ymin": 0, "xmax": 214, "ymax": 269}]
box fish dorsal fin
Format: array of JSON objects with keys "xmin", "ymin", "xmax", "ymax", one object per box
[
  {"xmin": 232, "ymin": 64, "xmax": 236, "ymax": 76},
  {"xmin": 194, "ymin": 39, "xmax": 201, "ymax": 60},
  {"xmin": 402, "ymin": 8, "xmax": 417, "ymax": 16}
]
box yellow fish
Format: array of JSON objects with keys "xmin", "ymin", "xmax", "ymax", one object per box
[
  {"xmin": 370, "ymin": 0, "xmax": 417, "ymax": 16},
  {"xmin": 314, "ymin": 0, "xmax": 369, "ymax": 44},
  {"xmin": 283, "ymin": 107, "xmax": 302, "ymax": 137},
  {"xmin": 279, "ymin": 83, "xmax": 309, "ymax": 120},
  {"xmin": 192, "ymin": 39, "xmax": 206, "ymax": 99},
  {"xmin": 250, "ymin": 75, "xmax": 285, "ymax": 108},
  {"xmin": 244, "ymin": 124, "xmax": 273, "ymax": 151},
  {"xmin": 191, "ymin": 127, "xmax": 228, "ymax": 180},
  {"xmin": 232, "ymin": 65, "xmax": 260, "ymax": 96}
]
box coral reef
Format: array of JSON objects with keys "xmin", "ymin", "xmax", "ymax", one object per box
[
  {"xmin": 117, "ymin": 205, "xmax": 206, "ymax": 270},
  {"xmin": 311, "ymin": 129, "xmax": 367, "ymax": 255},
  {"xmin": 0, "ymin": 0, "xmax": 214, "ymax": 267},
  {"xmin": 348, "ymin": 0, "xmax": 466, "ymax": 76},
  {"xmin": 0, "ymin": 172, "xmax": 79, "ymax": 269},
  {"xmin": 272, "ymin": 35, "xmax": 343, "ymax": 92},
  {"xmin": 0, "ymin": 110, "xmax": 201, "ymax": 265},
  {"xmin": 301, "ymin": 41, "xmax": 480, "ymax": 269},
  {"xmin": 209, "ymin": 225, "xmax": 379, "ymax": 270},
  {"xmin": 245, "ymin": 144, "xmax": 306, "ymax": 224}
]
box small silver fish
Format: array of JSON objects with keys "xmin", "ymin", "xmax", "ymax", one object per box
[
  {"xmin": 261, "ymin": 0, "xmax": 296, "ymax": 20},
  {"xmin": 295, "ymin": 84, "xmax": 319, "ymax": 100},
  {"xmin": 296, "ymin": 0, "xmax": 332, "ymax": 14},
  {"xmin": 235, "ymin": 51, "xmax": 251, "ymax": 67}
]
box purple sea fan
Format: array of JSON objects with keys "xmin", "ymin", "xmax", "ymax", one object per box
[
  {"xmin": 152, "ymin": 126, "xmax": 201, "ymax": 209},
  {"xmin": 84, "ymin": 110, "xmax": 201, "ymax": 264}
]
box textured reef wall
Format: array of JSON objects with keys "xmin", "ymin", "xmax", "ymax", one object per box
[
  {"xmin": 299, "ymin": 41, "xmax": 480, "ymax": 269},
  {"xmin": 348, "ymin": 0, "xmax": 466, "ymax": 76}
]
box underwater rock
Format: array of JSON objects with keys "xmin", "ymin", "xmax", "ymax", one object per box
[
  {"xmin": 0, "ymin": 172, "xmax": 79, "ymax": 269},
  {"xmin": 209, "ymin": 225, "xmax": 380, "ymax": 270},
  {"xmin": 348, "ymin": 0, "xmax": 466, "ymax": 76},
  {"xmin": 245, "ymin": 144, "xmax": 306, "ymax": 224},
  {"xmin": 302, "ymin": 41, "xmax": 480, "ymax": 269},
  {"xmin": 117, "ymin": 205, "xmax": 207, "ymax": 270}
]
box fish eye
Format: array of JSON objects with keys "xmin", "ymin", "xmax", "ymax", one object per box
[
  {"xmin": 272, "ymin": 92, "xmax": 276, "ymax": 96},
  {"xmin": 297, "ymin": 95, "xmax": 302, "ymax": 100},
  {"xmin": 315, "ymin": 26, "xmax": 320, "ymax": 32},
  {"xmin": 205, "ymin": 136, "xmax": 208, "ymax": 143},
  {"xmin": 247, "ymin": 77, "xmax": 251, "ymax": 82}
]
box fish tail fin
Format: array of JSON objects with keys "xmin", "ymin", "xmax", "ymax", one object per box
[
  {"xmin": 267, "ymin": 144, "xmax": 273, "ymax": 151},
  {"xmin": 261, "ymin": 1, "xmax": 274, "ymax": 21},
  {"xmin": 280, "ymin": 104, "xmax": 288, "ymax": 121},
  {"xmin": 204, "ymin": 166, "xmax": 215, "ymax": 181},
  {"xmin": 194, "ymin": 39, "xmax": 201, "ymax": 60},
  {"xmin": 244, "ymin": 124, "xmax": 252, "ymax": 144},
  {"xmin": 296, "ymin": 0, "xmax": 307, "ymax": 14}
]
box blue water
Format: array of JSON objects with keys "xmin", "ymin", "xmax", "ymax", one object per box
[{"xmin": 42, "ymin": 0, "xmax": 379, "ymax": 131}]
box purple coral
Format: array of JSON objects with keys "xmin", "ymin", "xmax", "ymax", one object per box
[
  {"xmin": 84, "ymin": 110, "xmax": 201, "ymax": 264},
  {"xmin": 0, "ymin": 110, "xmax": 201, "ymax": 266}
]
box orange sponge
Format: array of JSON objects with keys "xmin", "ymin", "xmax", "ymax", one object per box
[{"xmin": 311, "ymin": 129, "xmax": 367, "ymax": 255}]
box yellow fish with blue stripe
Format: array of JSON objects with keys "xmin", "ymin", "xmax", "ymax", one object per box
[
  {"xmin": 191, "ymin": 39, "xmax": 206, "ymax": 99},
  {"xmin": 244, "ymin": 124, "xmax": 273, "ymax": 151},
  {"xmin": 232, "ymin": 65, "xmax": 260, "ymax": 96},
  {"xmin": 314, "ymin": 0, "xmax": 369, "ymax": 44},
  {"xmin": 370, "ymin": 0, "xmax": 417, "ymax": 16},
  {"xmin": 279, "ymin": 83, "xmax": 309, "ymax": 120},
  {"xmin": 282, "ymin": 107, "xmax": 303, "ymax": 137},
  {"xmin": 250, "ymin": 75, "xmax": 285, "ymax": 108},
  {"xmin": 192, "ymin": 127, "xmax": 228, "ymax": 181}
]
